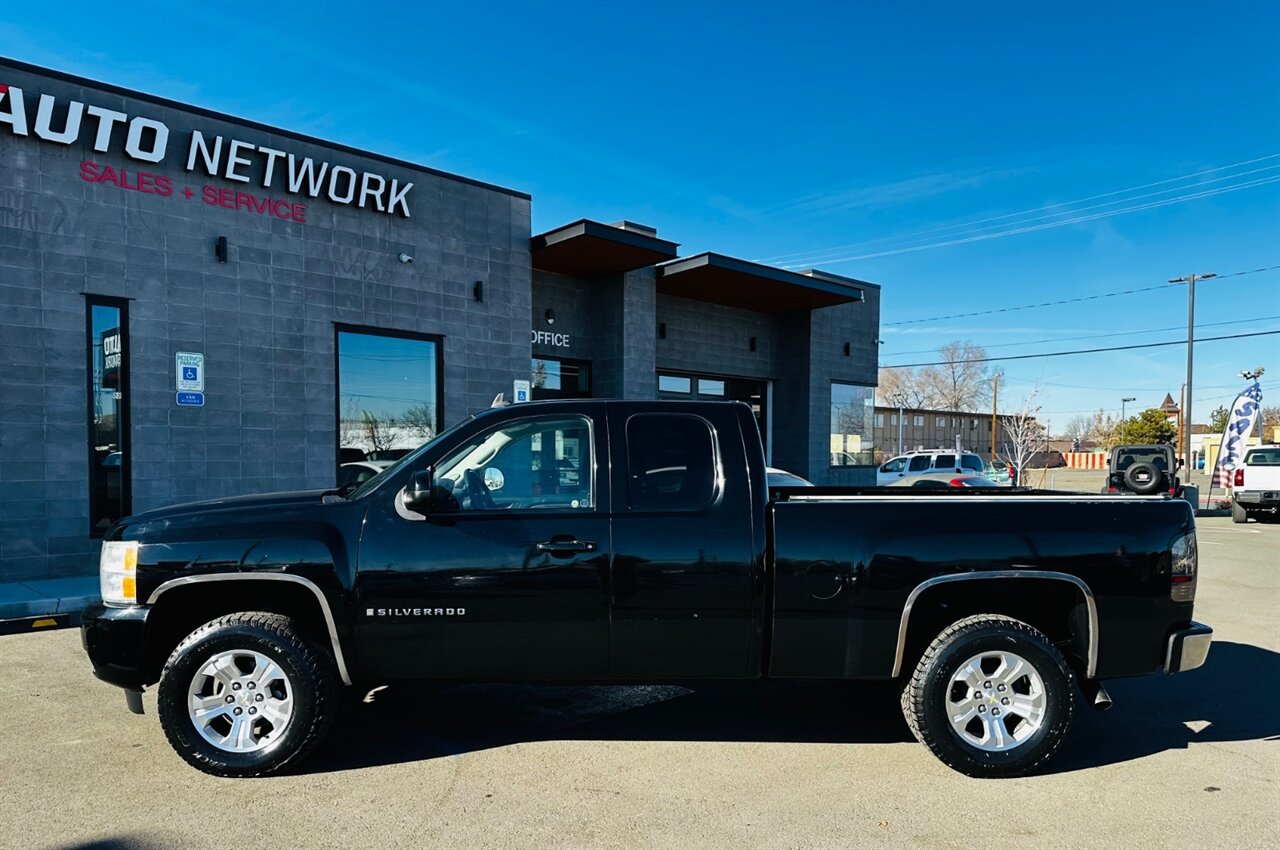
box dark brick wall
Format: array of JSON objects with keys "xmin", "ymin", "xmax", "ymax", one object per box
[{"xmin": 0, "ymin": 62, "xmax": 530, "ymax": 582}]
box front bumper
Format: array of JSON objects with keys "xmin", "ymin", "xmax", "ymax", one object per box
[
  {"xmin": 1165, "ymin": 621, "xmax": 1213, "ymax": 674},
  {"xmin": 80, "ymin": 603, "xmax": 150, "ymax": 692}
]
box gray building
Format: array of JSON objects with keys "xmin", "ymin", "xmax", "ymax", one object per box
[{"xmin": 0, "ymin": 57, "xmax": 880, "ymax": 586}]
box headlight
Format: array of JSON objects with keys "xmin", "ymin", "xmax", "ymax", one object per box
[
  {"xmin": 1170, "ymin": 531, "xmax": 1197, "ymax": 603},
  {"xmin": 100, "ymin": 541, "xmax": 139, "ymax": 606}
]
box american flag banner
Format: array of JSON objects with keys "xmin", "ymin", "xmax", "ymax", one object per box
[{"xmin": 1212, "ymin": 382, "xmax": 1264, "ymax": 489}]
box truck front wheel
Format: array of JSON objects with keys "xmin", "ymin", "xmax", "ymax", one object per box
[
  {"xmin": 901, "ymin": 614, "xmax": 1074, "ymax": 778},
  {"xmin": 156, "ymin": 612, "xmax": 337, "ymax": 777}
]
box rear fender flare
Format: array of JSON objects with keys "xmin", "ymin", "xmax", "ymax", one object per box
[{"xmin": 890, "ymin": 570, "xmax": 1098, "ymax": 678}]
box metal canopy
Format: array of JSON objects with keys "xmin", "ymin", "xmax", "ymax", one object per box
[
  {"xmin": 531, "ymin": 219, "xmax": 680, "ymax": 277},
  {"xmin": 657, "ymin": 253, "xmax": 866, "ymax": 313}
]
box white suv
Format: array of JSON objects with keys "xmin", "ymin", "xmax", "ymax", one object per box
[{"xmin": 877, "ymin": 450, "xmax": 988, "ymax": 486}]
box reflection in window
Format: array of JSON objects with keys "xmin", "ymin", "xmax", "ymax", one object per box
[
  {"xmin": 434, "ymin": 416, "xmax": 592, "ymax": 511},
  {"xmin": 531, "ymin": 357, "xmax": 591, "ymax": 399},
  {"xmin": 626, "ymin": 414, "xmax": 718, "ymax": 512},
  {"xmin": 88, "ymin": 298, "xmax": 129, "ymax": 535},
  {"xmin": 697, "ymin": 379, "xmax": 725, "ymax": 396},
  {"xmin": 657, "ymin": 374, "xmax": 692, "ymax": 394},
  {"xmin": 830, "ymin": 383, "xmax": 874, "ymax": 467},
  {"xmin": 337, "ymin": 329, "xmax": 440, "ymax": 473}
]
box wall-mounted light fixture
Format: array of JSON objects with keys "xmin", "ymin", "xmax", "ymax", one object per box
[
  {"xmin": 544, "ymin": 308, "xmax": 556, "ymax": 325},
  {"xmin": 658, "ymin": 322, "xmax": 667, "ymax": 339},
  {"xmin": 473, "ymin": 281, "xmax": 484, "ymax": 302},
  {"xmin": 749, "ymin": 336, "xmax": 757, "ymax": 352},
  {"xmin": 398, "ymin": 253, "xmax": 414, "ymax": 264},
  {"xmin": 214, "ymin": 236, "xmax": 228, "ymax": 264}
]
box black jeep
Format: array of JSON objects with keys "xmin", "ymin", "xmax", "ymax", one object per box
[{"xmin": 1104, "ymin": 444, "xmax": 1181, "ymax": 496}]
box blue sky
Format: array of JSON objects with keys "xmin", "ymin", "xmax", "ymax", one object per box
[{"xmin": 4, "ymin": 0, "xmax": 1278, "ymax": 429}]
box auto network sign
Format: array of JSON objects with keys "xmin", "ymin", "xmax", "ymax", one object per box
[{"xmin": 0, "ymin": 82, "xmax": 414, "ymax": 219}]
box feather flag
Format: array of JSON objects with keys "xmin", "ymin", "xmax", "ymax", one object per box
[{"xmin": 1212, "ymin": 382, "xmax": 1264, "ymax": 488}]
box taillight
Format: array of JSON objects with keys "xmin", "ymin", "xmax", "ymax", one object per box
[
  {"xmin": 1108, "ymin": 486, "xmax": 1117, "ymax": 493},
  {"xmin": 1234, "ymin": 468, "xmax": 1244, "ymax": 487},
  {"xmin": 1170, "ymin": 531, "xmax": 1197, "ymax": 602},
  {"xmin": 950, "ymin": 478, "xmax": 967, "ymax": 487}
]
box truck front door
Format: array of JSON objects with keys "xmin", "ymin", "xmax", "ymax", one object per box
[{"xmin": 355, "ymin": 410, "xmax": 611, "ymax": 680}]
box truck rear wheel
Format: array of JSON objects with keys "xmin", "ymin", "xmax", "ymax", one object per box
[
  {"xmin": 156, "ymin": 612, "xmax": 337, "ymax": 777},
  {"xmin": 901, "ymin": 614, "xmax": 1074, "ymax": 778}
]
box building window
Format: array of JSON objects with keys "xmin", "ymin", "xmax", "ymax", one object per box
[
  {"xmin": 971, "ymin": 419, "xmax": 979, "ymax": 430},
  {"xmin": 336, "ymin": 327, "xmax": 441, "ymax": 469},
  {"xmin": 532, "ymin": 357, "xmax": 591, "ymax": 400},
  {"xmin": 657, "ymin": 374, "xmax": 692, "ymax": 394},
  {"xmin": 626, "ymin": 413, "xmax": 719, "ymax": 512},
  {"xmin": 697, "ymin": 378, "xmax": 725, "ymax": 397},
  {"xmin": 914, "ymin": 415, "xmax": 924, "ymax": 427},
  {"xmin": 937, "ymin": 416, "xmax": 947, "ymax": 428},
  {"xmin": 874, "ymin": 413, "xmax": 884, "ymax": 428},
  {"xmin": 88, "ymin": 296, "xmax": 130, "ymax": 536},
  {"xmin": 890, "ymin": 414, "xmax": 898, "ymax": 426},
  {"xmin": 830, "ymin": 383, "xmax": 874, "ymax": 467}
]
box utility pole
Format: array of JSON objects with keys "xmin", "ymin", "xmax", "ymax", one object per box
[
  {"xmin": 1169, "ymin": 273, "xmax": 1217, "ymax": 468},
  {"xmin": 990, "ymin": 372, "xmax": 1002, "ymax": 461},
  {"xmin": 894, "ymin": 394, "xmax": 906, "ymax": 456}
]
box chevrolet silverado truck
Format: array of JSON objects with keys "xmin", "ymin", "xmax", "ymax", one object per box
[
  {"xmin": 82, "ymin": 400, "xmax": 1213, "ymax": 778},
  {"xmin": 1231, "ymin": 445, "xmax": 1280, "ymax": 523}
]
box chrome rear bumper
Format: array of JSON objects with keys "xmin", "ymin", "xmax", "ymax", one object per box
[{"xmin": 1166, "ymin": 621, "xmax": 1213, "ymax": 674}]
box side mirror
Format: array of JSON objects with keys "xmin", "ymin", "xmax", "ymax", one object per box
[{"xmin": 404, "ymin": 468, "xmax": 435, "ymax": 514}]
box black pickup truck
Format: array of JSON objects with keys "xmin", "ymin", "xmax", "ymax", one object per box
[{"xmin": 82, "ymin": 400, "xmax": 1212, "ymax": 778}]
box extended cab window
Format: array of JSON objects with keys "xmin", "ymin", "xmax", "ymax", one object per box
[
  {"xmin": 434, "ymin": 416, "xmax": 592, "ymax": 511},
  {"xmin": 626, "ymin": 414, "xmax": 718, "ymax": 512},
  {"xmin": 908, "ymin": 456, "xmax": 931, "ymax": 472},
  {"xmin": 934, "ymin": 454, "xmax": 955, "ymax": 469},
  {"xmin": 1244, "ymin": 450, "xmax": 1280, "ymax": 465}
]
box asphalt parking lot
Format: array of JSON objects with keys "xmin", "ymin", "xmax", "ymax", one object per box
[{"xmin": 1, "ymin": 515, "xmax": 1276, "ymax": 850}]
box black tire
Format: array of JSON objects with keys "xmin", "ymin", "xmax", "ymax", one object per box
[
  {"xmin": 157, "ymin": 612, "xmax": 337, "ymax": 777},
  {"xmin": 1123, "ymin": 462, "xmax": 1164, "ymax": 495},
  {"xmin": 1231, "ymin": 500, "xmax": 1248, "ymax": 523},
  {"xmin": 901, "ymin": 614, "xmax": 1075, "ymax": 778}
]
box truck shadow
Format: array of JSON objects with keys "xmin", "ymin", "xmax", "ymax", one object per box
[
  {"xmin": 1048, "ymin": 640, "xmax": 1280, "ymax": 774},
  {"xmin": 303, "ymin": 641, "xmax": 1278, "ymax": 776}
]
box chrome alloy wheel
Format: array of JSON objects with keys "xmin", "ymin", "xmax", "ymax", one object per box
[
  {"xmin": 946, "ymin": 650, "xmax": 1047, "ymax": 752},
  {"xmin": 187, "ymin": 649, "xmax": 294, "ymax": 754}
]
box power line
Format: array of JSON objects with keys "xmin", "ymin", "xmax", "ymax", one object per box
[
  {"xmin": 790, "ymin": 175, "xmax": 1280, "ymax": 266},
  {"xmin": 754, "ymin": 153, "xmax": 1280, "ymax": 265},
  {"xmin": 882, "ymin": 329, "xmax": 1280, "ymax": 369},
  {"xmin": 884, "ymin": 265, "xmax": 1279, "ymax": 326},
  {"xmin": 884, "ymin": 315, "xmax": 1279, "ymax": 357}
]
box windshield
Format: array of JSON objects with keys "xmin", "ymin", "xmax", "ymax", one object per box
[{"xmin": 346, "ymin": 413, "xmax": 478, "ymax": 499}]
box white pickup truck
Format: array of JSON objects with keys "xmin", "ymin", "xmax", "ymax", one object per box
[{"xmin": 1232, "ymin": 445, "xmax": 1280, "ymax": 523}]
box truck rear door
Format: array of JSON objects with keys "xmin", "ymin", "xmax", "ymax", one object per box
[{"xmin": 606, "ymin": 403, "xmax": 763, "ymax": 678}]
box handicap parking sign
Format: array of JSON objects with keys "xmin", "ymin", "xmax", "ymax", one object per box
[{"xmin": 175, "ymin": 352, "xmax": 205, "ymax": 392}]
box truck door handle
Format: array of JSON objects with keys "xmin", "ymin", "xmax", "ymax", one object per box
[{"xmin": 535, "ymin": 538, "xmax": 597, "ymax": 556}]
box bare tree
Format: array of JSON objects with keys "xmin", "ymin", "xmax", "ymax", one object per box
[
  {"xmin": 1260, "ymin": 405, "xmax": 1280, "ymax": 440},
  {"xmin": 1000, "ymin": 391, "xmax": 1049, "ymax": 486},
  {"xmin": 877, "ymin": 366, "xmax": 933, "ymax": 409},
  {"xmin": 400, "ymin": 403, "xmax": 438, "ymax": 443},
  {"xmin": 1089, "ymin": 409, "xmax": 1121, "ymax": 450},
  {"xmin": 360, "ymin": 410, "xmax": 395, "ymax": 453},
  {"xmin": 1060, "ymin": 415, "xmax": 1092, "ymax": 443},
  {"xmin": 918, "ymin": 341, "xmax": 993, "ymax": 412},
  {"xmin": 339, "ymin": 398, "xmax": 365, "ymax": 452}
]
